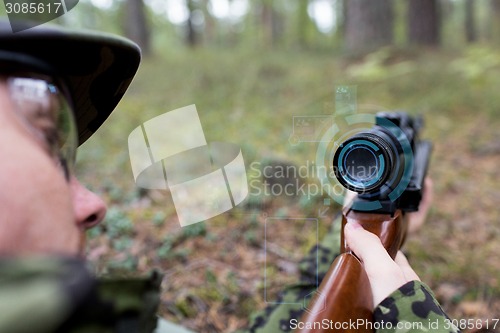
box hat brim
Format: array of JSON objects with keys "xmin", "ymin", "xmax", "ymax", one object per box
[{"xmin": 0, "ymin": 20, "xmax": 141, "ymax": 145}]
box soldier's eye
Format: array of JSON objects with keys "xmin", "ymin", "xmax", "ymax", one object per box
[
  {"xmin": 42, "ymin": 126, "xmax": 60, "ymax": 155},
  {"xmin": 7, "ymin": 76, "xmax": 78, "ymax": 181}
]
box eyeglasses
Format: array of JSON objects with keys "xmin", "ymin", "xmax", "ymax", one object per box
[{"xmin": 6, "ymin": 75, "xmax": 77, "ymax": 180}]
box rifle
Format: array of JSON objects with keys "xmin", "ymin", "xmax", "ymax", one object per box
[{"xmin": 296, "ymin": 112, "xmax": 432, "ymax": 332}]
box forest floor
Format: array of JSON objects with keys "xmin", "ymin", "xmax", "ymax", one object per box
[{"xmin": 79, "ymin": 45, "xmax": 500, "ymax": 333}]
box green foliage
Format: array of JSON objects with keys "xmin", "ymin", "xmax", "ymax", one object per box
[
  {"xmin": 181, "ymin": 222, "xmax": 207, "ymax": 239},
  {"xmin": 275, "ymin": 207, "xmax": 288, "ymax": 218},
  {"xmin": 171, "ymin": 248, "xmax": 191, "ymax": 261},
  {"xmin": 108, "ymin": 255, "xmax": 138, "ymax": 273},
  {"xmin": 105, "ymin": 207, "xmax": 134, "ymax": 239},
  {"xmin": 449, "ymin": 46, "xmax": 500, "ymax": 80},
  {"xmin": 204, "ymin": 232, "xmax": 218, "ymax": 243},
  {"xmin": 112, "ymin": 237, "xmax": 133, "ymax": 251},
  {"xmin": 152, "ymin": 211, "xmax": 166, "ymax": 227},
  {"xmin": 157, "ymin": 244, "xmax": 171, "ymax": 260},
  {"xmin": 246, "ymin": 213, "xmax": 260, "ymax": 229},
  {"xmin": 174, "ymin": 297, "xmax": 196, "ymax": 318},
  {"xmin": 347, "ymin": 47, "xmax": 417, "ymax": 81},
  {"xmin": 156, "ymin": 234, "xmax": 193, "ymax": 261},
  {"xmin": 107, "ymin": 185, "xmax": 125, "ymax": 202},
  {"xmin": 205, "ymin": 269, "xmax": 217, "ymax": 284},
  {"xmin": 243, "ymin": 230, "xmax": 259, "ymax": 247},
  {"xmin": 86, "ymin": 225, "xmax": 103, "ymax": 239},
  {"xmin": 157, "ymin": 235, "xmax": 176, "ymax": 259}
]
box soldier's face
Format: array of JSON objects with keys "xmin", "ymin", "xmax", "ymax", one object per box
[{"xmin": 0, "ymin": 79, "xmax": 106, "ymax": 255}]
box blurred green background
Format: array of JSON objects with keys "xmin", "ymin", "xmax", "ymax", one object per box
[{"xmin": 2, "ymin": 0, "xmax": 500, "ymax": 332}]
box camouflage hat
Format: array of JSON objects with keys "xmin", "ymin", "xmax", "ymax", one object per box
[{"xmin": 0, "ymin": 19, "xmax": 141, "ymax": 145}]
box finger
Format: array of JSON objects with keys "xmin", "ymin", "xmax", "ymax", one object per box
[
  {"xmin": 407, "ymin": 177, "xmax": 434, "ymax": 234},
  {"xmin": 395, "ymin": 251, "xmax": 420, "ymax": 281},
  {"xmin": 421, "ymin": 177, "xmax": 434, "ymax": 208}
]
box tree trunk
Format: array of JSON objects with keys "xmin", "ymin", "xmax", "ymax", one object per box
[
  {"xmin": 186, "ymin": 0, "xmax": 199, "ymax": 47},
  {"xmin": 344, "ymin": 0, "xmax": 394, "ymax": 54},
  {"xmin": 297, "ymin": 0, "xmax": 311, "ymax": 47},
  {"xmin": 261, "ymin": 1, "xmax": 272, "ymax": 47},
  {"xmin": 491, "ymin": 0, "xmax": 500, "ymax": 43},
  {"xmin": 202, "ymin": 0, "xmax": 215, "ymax": 44},
  {"xmin": 465, "ymin": 0, "xmax": 476, "ymax": 43},
  {"xmin": 336, "ymin": 0, "xmax": 347, "ymax": 39},
  {"xmin": 258, "ymin": 0, "xmax": 284, "ymax": 47},
  {"xmin": 124, "ymin": 0, "xmax": 151, "ymax": 55},
  {"xmin": 408, "ymin": 0, "xmax": 440, "ymax": 46}
]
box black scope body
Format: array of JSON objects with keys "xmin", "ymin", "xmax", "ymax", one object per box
[{"xmin": 333, "ymin": 112, "xmax": 432, "ymax": 213}]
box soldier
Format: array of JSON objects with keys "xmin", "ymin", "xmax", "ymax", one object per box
[
  {"xmin": 0, "ymin": 19, "xmax": 457, "ymax": 333},
  {"xmin": 0, "ymin": 19, "xmax": 172, "ymax": 333}
]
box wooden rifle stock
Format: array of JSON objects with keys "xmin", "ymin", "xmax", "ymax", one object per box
[{"xmin": 295, "ymin": 208, "xmax": 408, "ymax": 333}]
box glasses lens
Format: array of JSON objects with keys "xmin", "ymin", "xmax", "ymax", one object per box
[{"xmin": 7, "ymin": 77, "xmax": 77, "ymax": 179}]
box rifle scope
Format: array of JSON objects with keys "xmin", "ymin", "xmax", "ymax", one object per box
[
  {"xmin": 333, "ymin": 112, "xmax": 416, "ymax": 195},
  {"xmin": 333, "ymin": 112, "xmax": 431, "ymax": 213}
]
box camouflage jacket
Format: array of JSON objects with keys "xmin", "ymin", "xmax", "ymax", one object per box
[
  {"xmin": 373, "ymin": 280, "xmax": 460, "ymax": 333},
  {"xmin": 0, "ymin": 257, "xmax": 160, "ymax": 333}
]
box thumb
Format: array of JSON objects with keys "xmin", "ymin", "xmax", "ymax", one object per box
[{"xmin": 344, "ymin": 222, "xmax": 394, "ymax": 270}]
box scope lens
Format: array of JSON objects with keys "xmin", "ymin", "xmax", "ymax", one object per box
[
  {"xmin": 344, "ymin": 147, "xmax": 378, "ymax": 182},
  {"xmin": 333, "ymin": 137, "xmax": 391, "ymax": 193}
]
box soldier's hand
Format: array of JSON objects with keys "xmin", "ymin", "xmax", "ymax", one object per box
[{"xmin": 344, "ymin": 222, "xmax": 420, "ymax": 308}]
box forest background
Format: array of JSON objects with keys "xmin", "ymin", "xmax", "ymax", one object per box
[{"xmin": 1, "ymin": 1, "xmax": 499, "ymax": 332}]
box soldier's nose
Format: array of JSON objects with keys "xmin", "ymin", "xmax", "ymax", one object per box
[{"xmin": 70, "ymin": 177, "xmax": 107, "ymax": 229}]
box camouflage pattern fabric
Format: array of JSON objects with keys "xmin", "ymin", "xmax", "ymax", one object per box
[
  {"xmin": 0, "ymin": 257, "xmax": 160, "ymax": 333},
  {"xmin": 0, "ymin": 257, "xmax": 85, "ymax": 333},
  {"xmin": 237, "ymin": 216, "xmax": 460, "ymax": 333},
  {"xmin": 374, "ymin": 280, "xmax": 460, "ymax": 333}
]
